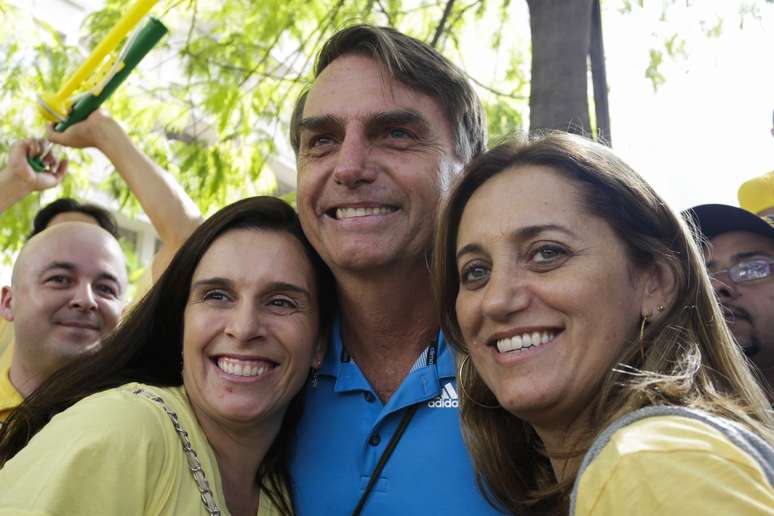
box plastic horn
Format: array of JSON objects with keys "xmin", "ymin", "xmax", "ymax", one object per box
[{"xmin": 29, "ymin": 0, "xmax": 167, "ymax": 171}]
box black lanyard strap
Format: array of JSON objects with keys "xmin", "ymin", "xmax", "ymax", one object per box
[{"xmin": 351, "ymin": 403, "xmax": 420, "ymax": 516}]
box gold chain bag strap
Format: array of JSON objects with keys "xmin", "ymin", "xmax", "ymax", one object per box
[{"xmin": 132, "ymin": 388, "xmax": 223, "ymax": 516}]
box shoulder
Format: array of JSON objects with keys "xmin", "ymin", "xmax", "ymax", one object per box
[
  {"xmin": 574, "ymin": 414, "xmax": 774, "ymax": 515},
  {"xmin": 26, "ymin": 382, "xmax": 182, "ymax": 456},
  {"xmin": 0, "ymin": 384, "xmax": 186, "ymax": 513}
]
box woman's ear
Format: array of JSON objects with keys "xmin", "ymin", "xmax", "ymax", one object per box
[{"xmin": 641, "ymin": 259, "xmax": 678, "ymax": 317}]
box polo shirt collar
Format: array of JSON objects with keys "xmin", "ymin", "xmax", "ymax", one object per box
[{"xmin": 318, "ymin": 316, "xmax": 457, "ymax": 389}]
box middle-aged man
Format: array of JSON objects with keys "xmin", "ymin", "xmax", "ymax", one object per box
[
  {"xmin": 288, "ymin": 25, "xmax": 500, "ymax": 514},
  {"xmin": 0, "ymin": 222, "xmax": 127, "ymax": 421},
  {"xmin": 690, "ymin": 203, "xmax": 774, "ymax": 397}
]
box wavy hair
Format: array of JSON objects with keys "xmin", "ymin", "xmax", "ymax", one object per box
[{"xmin": 433, "ymin": 132, "xmax": 774, "ymax": 514}]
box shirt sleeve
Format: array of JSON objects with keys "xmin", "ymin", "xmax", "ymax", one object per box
[
  {"xmin": 0, "ymin": 388, "xmax": 170, "ymax": 515},
  {"xmin": 575, "ymin": 416, "xmax": 774, "ymax": 516}
]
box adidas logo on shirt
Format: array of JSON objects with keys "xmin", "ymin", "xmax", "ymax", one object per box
[{"xmin": 427, "ymin": 382, "xmax": 459, "ymax": 408}]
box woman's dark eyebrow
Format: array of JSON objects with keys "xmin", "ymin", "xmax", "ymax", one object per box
[
  {"xmin": 190, "ymin": 277, "xmax": 233, "ymax": 290},
  {"xmin": 455, "ymin": 224, "xmax": 576, "ymax": 261},
  {"xmin": 190, "ymin": 278, "xmax": 310, "ymax": 298}
]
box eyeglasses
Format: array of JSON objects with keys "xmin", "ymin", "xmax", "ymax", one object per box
[{"xmin": 711, "ymin": 259, "xmax": 774, "ymax": 284}]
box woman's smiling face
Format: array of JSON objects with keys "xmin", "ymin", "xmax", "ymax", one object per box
[
  {"xmin": 182, "ymin": 228, "xmax": 323, "ymax": 432},
  {"xmin": 454, "ymin": 165, "xmax": 648, "ymax": 428}
]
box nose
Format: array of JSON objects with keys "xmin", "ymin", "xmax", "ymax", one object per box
[
  {"xmin": 332, "ymin": 131, "xmax": 376, "ymax": 188},
  {"xmin": 69, "ymin": 282, "xmax": 98, "ymax": 312},
  {"xmin": 480, "ymin": 264, "xmax": 530, "ymax": 321},
  {"xmin": 711, "ymin": 274, "xmax": 740, "ymax": 301},
  {"xmin": 224, "ymin": 302, "xmax": 264, "ymax": 343}
]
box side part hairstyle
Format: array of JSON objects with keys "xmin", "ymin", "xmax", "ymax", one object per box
[
  {"xmin": 30, "ymin": 198, "xmax": 119, "ymax": 239},
  {"xmin": 289, "ymin": 24, "xmax": 486, "ymax": 164},
  {"xmin": 432, "ymin": 132, "xmax": 774, "ymax": 514},
  {"xmin": 0, "ymin": 196, "xmax": 336, "ymax": 516}
]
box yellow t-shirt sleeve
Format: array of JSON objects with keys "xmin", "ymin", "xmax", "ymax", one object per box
[
  {"xmin": 575, "ymin": 416, "xmax": 774, "ymax": 516},
  {"xmin": 0, "ymin": 388, "xmax": 171, "ymax": 516}
]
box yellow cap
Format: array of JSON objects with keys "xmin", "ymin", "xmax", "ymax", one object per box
[{"xmin": 738, "ymin": 170, "xmax": 774, "ymax": 215}]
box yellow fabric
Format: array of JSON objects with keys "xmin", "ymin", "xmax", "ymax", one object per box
[
  {"xmin": 575, "ymin": 415, "xmax": 774, "ymax": 515},
  {"xmin": 739, "ymin": 170, "xmax": 774, "ymax": 215},
  {"xmin": 0, "ymin": 341, "xmax": 21, "ymax": 422},
  {"xmin": 0, "ymin": 383, "xmax": 286, "ymax": 515},
  {"xmin": 0, "ymin": 319, "xmax": 12, "ymax": 358}
]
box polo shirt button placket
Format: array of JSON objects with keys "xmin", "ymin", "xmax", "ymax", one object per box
[
  {"xmin": 368, "ymin": 433, "xmax": 381, "ymax": 446},
  {"xmin": 364, "ymin": 392, "xmax": 375, "ymax": 403}
]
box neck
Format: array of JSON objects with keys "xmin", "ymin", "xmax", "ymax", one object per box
[
  {"xmin": 335, "ymin": 262, "xmax": 438, "ymax": 401},
  {"xmin": 8, "ymin": 352, "xmax": 47, "ymax": 398},
  {"xmin": 531, "ymin": 409, "xmax": 593, "ymax": 484},
  {"xmin": 196, "ymin": 409, "xmax": 281, "ymax": 516}
]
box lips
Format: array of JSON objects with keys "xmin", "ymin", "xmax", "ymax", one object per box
[
  {"xmin": 214, "ymin": 356, "xmax": 278, "ymax": 378},
  {"xmin": 488, "ymin": 328, "xmax": 562, "ymax": 354},
  {"xmin": 55, "ymin": 319, "xmax": 100, "ymax": 331},
  {"xmin": 324, "ymin": 203, "xmax": 398, "ymax": 220}
]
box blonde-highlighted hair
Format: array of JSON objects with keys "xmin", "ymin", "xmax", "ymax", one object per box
[{"xmin": 433, "ymin": 132, "xmax": 774, "ymax": 514}]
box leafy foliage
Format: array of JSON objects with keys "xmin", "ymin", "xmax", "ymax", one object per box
[
  {"xmin": 0, "ymin": 0, "xmax": 527, "ymax": 265},
  {"xmin": 1, "ymin": 0, "xmax": 768, "ymax": 268}
]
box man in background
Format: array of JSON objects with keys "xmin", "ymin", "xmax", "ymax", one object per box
[
  {"xmin": 690, "ymin": 204, "xmax": 774, "ymax": 397},
  {"xmin": 0, "ymin": 222, "xmax": 127, "ymax": 420}
]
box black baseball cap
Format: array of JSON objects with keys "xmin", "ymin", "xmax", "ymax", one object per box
[{"xmin": 687, "ymin": 204, "xmax": 774, "ymax": 241}]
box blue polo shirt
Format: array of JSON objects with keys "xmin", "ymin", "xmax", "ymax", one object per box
[{"xmin": 289, "ymin": 319, "xmax": 503, "ymax": 515}]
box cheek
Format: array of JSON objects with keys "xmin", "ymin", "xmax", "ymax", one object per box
[
  {"xmin": 103, "ymin": 302, "xmax": 123, "ymax": 325},
  {"xmin": 455, "ymin": 293, "xmax": 479, "ymax": 344}
]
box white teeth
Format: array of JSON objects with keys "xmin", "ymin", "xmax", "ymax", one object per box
[
  {"xmin": 216, "ymin": 357, "xmax": 273, "ymax": 377},
  {"xmin": 495, "ymin": 331, "xmax": 557, "ymax": 353},
  {"xmin": 335, "ymin": 206, "xmax": 394, "ymax": 219}
]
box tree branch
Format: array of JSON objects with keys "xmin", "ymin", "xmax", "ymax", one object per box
[{"xmin": 431, "ymin": 0, "xmax": 456, "ymax": 48}]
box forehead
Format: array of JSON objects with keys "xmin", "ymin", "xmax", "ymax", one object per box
[
  {"xmin": 459, "ymin": 166, "xmax": 586, "ymax": 240},
  {"xmin": 194, "ymin": 229, "xmax": 315, "ymax": 287},
  {"xmin": 303, "ymin": 54, "xmax": 452, "ymax": 132},
  {"xmin": 708, "ymin": 231, "xmax": 774, "ymax": 262},
  {"xmin": 20, "ymin": 228, "xmax": 126, "ymax": 283}
]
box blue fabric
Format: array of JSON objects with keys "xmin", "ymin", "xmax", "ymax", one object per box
[{"xmin": 289, "ymin": 318, "xmax": 504, "ymax": 515}]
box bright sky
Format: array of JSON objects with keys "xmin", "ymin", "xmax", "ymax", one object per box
[{"xmin": 605, "ymin": 2, "xmax": 774, "ymax": 211}]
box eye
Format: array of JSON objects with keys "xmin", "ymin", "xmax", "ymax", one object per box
[
  {"xmin": 44, "ymin": 274, "xmax": 71, "ymax": 286},
  {"xmin": 202, "ymin": 290, "xmax": 231, "ymax": 302},
  {"xmin": 459, "ymin": 262, "xmax": 490, "ymax": 287},
  {"xmin": 95, "ymin": 283, "xmax": 118, "ymax": 298},
  {"xmin": 310, "ymin": 135, "xmax": 333, "ymax": 147},
  {"xmin": 529, "ymin": 244, "xmax": 569, "ymax": 269},
  {"xmin": 268, "ymin": 297, "xmax": 298, "ymax": 309},
  {"xmin": 386, "ymin": 127, "xmax": 412, "ymax": 139}
]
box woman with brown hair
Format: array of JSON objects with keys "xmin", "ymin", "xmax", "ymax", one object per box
[
  {"xmin": 433, "ymin": 132, "xmax": 774, "ymax": 515},
  {"xmin": 0, "ymin": 196, "xmax": 335, "ymax": 515}
]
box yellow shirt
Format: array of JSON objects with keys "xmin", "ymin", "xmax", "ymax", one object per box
[
  {"xmin": 0, "ymin": 341, "xmax": 21, "ymax": 422},
  {"xmin": 0, "ymin": 383, "xmax": 286, "ymax": 515},
  {"xmin": 0, "ymin": 318, "xmax": 12, "ymax": 357},
  {"xmin": 575, "ymin": 415, "xmax": 774, "ymax": 515}
]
